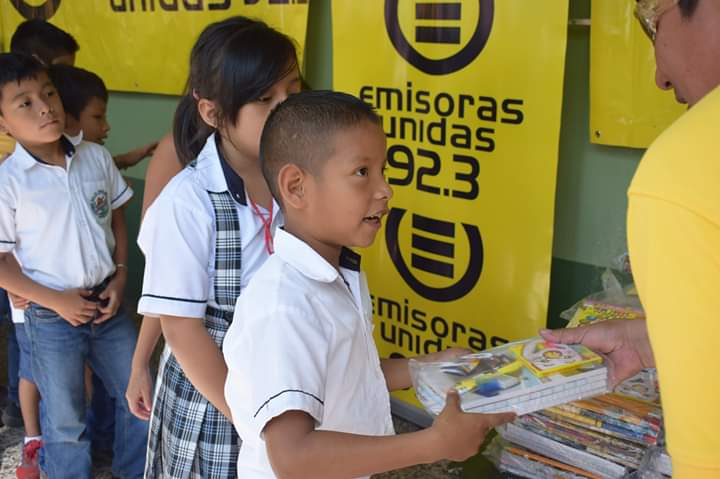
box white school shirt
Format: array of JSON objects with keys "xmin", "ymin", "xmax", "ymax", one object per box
[
  {"xmin": 8, "ymin": 133, "xmax": 84, "ymax": 324},
  {"xmin": 223, "ymin": 228, "xmax": 395, "ymax": 479},
  {"xmin": 137, "ymin": 133, "xmax": 282, "ymax": 319},
  {"xmin": 0, "ymin": 137, "xmax": 132, "ymax": 291}
]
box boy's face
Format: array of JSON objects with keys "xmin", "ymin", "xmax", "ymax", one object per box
[
  {"xmin": 78, "ymin": 96, "xmax": 110, "ymax": 144},
  {"xmin": 302, "ymin": 121, "xmax": 393, "ymax": 251},
  {"xmin": 0, "ymin": 72, "xmax": 65, "ymax": 146}
]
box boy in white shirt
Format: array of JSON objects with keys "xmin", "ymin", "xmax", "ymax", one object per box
[
  {"xmin": 223, "ymin": 90, "xmax": 515, "ymax": 478},
  {"xmin": 0, "ymin": 53, "xmax": 147, "ymax": 479}
]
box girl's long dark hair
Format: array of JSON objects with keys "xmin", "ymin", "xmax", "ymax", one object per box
[{"xmin": 173, "ymin": 16, "xmax": 298, "ymax": 166}]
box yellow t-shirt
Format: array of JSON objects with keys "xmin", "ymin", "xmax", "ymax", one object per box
[
  {"xmin": 0, "ymin": 133, "xmax": 15, "ymax": 158},
  {"xmin": 628, "ymin": 85, "xmax": 720, "ymax": 479}
]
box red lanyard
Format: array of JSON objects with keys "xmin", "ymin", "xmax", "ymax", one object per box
[{"xmin": 250, "ymin": 198, "xmax": 274, "ymax": 255}]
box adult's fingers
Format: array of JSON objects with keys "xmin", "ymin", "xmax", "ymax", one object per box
[{"xmin": 540, "ymin": 327, "xmax": 587, "ymax": 345}]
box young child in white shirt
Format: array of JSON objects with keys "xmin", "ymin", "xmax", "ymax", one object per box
[
  {"xmin": 223, "ymin": 90, "xmax": 515, "ymax": 479},
  {"xmin": 0, "ymin": 52, "xmax": 147, "ymax": 479}
]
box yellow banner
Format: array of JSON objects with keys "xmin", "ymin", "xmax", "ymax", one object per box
[
  {"xmin": 0, "ymin": 0, "xmax": 309, "ymax": 95},
  {"xmin": 333, "ymin": 1, "xmax": 568, "ymax": 407},
  {"xmin": 590, "ymin": 0, "xmax": 685, "ymax": 148}
]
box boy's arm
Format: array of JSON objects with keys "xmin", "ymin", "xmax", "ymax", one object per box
[
  {"xmin": 0, "ymin": 252, "xmax": 97, "ymax": 325},
  {"xmin": 113, "ymin": 141, "xmax": 158, "ymax": 170},
  {"xmin": 264, "ymin": 392, "xmax": 514, "ymax": 479},
  {"xmin": 96, "ymin": 205, "xmax": 128, "ymax": 323},
  {"xmin": 381, "ymin": 348, "xmax": 471, "ymax": 391},
  {"xmin": 126, "ymin": 315, "xmax": 162, "ymax": 420},
  {"xmin": 380, "ymin": 358, "xmax": 412, "ymax": 390},
  {"xmin": 161, "ymin": 314, "xmax": 231, "ymax": 420}
]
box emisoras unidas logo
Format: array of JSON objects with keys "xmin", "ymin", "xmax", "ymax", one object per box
[{"xmin": 10, "ymin": 0, "xmax": 62, "ymax": 20}]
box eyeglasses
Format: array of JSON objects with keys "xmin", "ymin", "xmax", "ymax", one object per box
[{"xmin": 634, "ymin": 0, "xmax": 679, "ymax": 42}]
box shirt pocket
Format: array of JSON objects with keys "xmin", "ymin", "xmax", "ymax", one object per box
[{"xmin": 17, "ymin": 177, "xmax": 70, "ymax": 241}]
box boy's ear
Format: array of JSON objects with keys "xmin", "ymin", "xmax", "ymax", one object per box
[
  {"xmin": 277, "ymin": 164, "xmax": 307, "ymax": 210},
  {"xmin": 197, "ymin": 98, "xmax": 219, "ymax": 129}
]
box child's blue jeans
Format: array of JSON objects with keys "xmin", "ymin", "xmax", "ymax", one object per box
[
  {"xmin": 1, "ymin": 289, "xmax": 20, "ymax": 406},
  {"xmin": 25, "ymin": 303, "xmax": 148, "ymax": 479}
]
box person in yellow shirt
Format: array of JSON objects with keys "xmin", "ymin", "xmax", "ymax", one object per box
[
  {"xmin": 0, "ymin": 133, "xmax": 14, "ymax": 159},
  {"xmin": 542, "ymin": 1, "xmax": 720, "ymax": 478}
]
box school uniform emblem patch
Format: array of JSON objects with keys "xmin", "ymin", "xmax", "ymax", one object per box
[{"xmin": 90, "ymin": 190, "xmax": 110, "ymax": 219}]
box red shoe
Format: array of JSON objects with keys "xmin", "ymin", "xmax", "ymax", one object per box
[{"xmin": 15, "ymin": 439, "xmax": 43, "ymax": 479}]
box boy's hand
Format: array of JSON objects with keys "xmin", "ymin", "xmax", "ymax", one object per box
[
  {"xmin": 115, "ymin": 141, "xmax": 159, "ymax": 169},
  {"xmin": 95, "ymin": 273, "xmax": 126, "ymax": 323},
  {"xmin": 126, "ymin": 364, "xmax": 154, "ymax": 420},
  {"xmin": 8, "ymin": 292, "xmax": 30, "ymax": 310},
  {"xmin": 138, "ymin": 141, "xmax": 159, "ymax": 159},
  {"xmin": 53, "ymin": 289, "xmax": 98, "ymax": 326},
  {"xmin": 430, "ymin": 390, "xmax": 515, "ymax": 462}
]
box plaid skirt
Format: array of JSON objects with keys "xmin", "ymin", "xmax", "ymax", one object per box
[{"xmin": 144, "ymin": 307, "xmax": 240, "ymax": 479}]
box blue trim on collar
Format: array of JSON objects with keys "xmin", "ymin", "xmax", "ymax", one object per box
[
  {"xmin": 24, "ymin": 135, "xmax": 75, "ymax": 165},
  {"xmin": 339, "ymin": 247, "xmax": 361, "ymax": 272},
  {"xmin": 215, "ymin": 135, "xmax": 247, "ymax": 206}
]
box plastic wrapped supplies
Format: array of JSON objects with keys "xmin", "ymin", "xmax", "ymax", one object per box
[{"xmin": 410, "ymin": 337, "xmax": 608, "ymax": 416}]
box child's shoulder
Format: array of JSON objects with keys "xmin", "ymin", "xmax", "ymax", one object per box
[
  {"xmin": 0, "ymin": 151, "xmax": 27, "ymax": 184},
  {"xmin": 74, "ymin": 140, "xmax": 109, "ymax": 158},
  {"xmin": 143, "ymin": 165, "xmax": 214, "ymax": 227},
  {"xmin": 0, "ymin": 153, "xmax": 15, "ymax": 173},
  {"xmin": 239, "ymin": 255, "xmax": 327, "ymax": 318},
  {"xmin": 0, "ymin": 158, "xmax": 16, "ymax": 197},
  {"xmin": 157, "ymin": 163, "xmax": 206, "ymax": 204}
]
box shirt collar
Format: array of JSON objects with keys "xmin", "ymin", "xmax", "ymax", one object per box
[
  {"xmin": 13, "ymin": 135, "xmax": 76, "ymax": 170},
  {"xmin": 67, "ymin": 130, "xmax": 84, "ymax": 146},
  {"xmin": 274, "ymin": 228, "xmax": 361, "ymax": 284},
  {"xmin": 195, "ymin": 132, "xmax": 247, "ymax": 205}
]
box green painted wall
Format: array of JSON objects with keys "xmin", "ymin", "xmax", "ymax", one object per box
[{"xmin": 102, "ymin": 0, "xmax": 642, "ymax": 326}]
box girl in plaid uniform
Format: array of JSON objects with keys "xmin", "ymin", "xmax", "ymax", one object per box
[{"xmin": 133, "ymin": 17, "xmax": 301, "ymax": 478}]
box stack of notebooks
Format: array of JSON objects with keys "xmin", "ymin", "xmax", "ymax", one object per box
[
  {"xmin": 493, "ymin": 375, "xmax": 664, "ymax": 478},
  {"xmin": 410, "ymin": 337, "xmax": 608, "ymax": 416},
  {"xmin": 483, "ymin": 296, "xmax": 673, "ymax": 478}
]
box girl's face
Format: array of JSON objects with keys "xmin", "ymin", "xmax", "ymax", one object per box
[{"xmin": 221, "ymin": 64, "xmax": 301, "ymax": 162}]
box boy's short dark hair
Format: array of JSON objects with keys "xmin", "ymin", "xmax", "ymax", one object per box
[
  {"xmin": 0, "ymin": 53, "xmax": 47, "ymax": 114},
  {"xmin": 10, "ymin": 20, "xmax": 79, "ymax": 65},
  {"xmin": 678, "ymin": 0, "xmax": 699, "ymax": 17},
  {"xmin": 48, "ymin": 65, "xmax": 107, "ymax": 119},
  {"xmin": 260, "ymin": 90, "xmax": 382, "ymax": 207}
]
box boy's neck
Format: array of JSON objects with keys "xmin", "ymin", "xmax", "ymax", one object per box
[
  {"xmin": 64, "ymin": 116, "xmax": 81, "ymax": 138},
  {"xmin": 283, "ymin": 219, "xmax": 343, "ymax": 271},
  {"xmin": 22, "ymin": 139, "xmax": 66, "ymax": 167},
  {"xmin": 64, "ymin": 126, "xmax": 81, "ymax": 138}
]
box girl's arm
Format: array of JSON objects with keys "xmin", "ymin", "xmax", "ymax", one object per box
[
  {"xmin": 142, "ymin": 133, "xmax": 183, "ymax": 217},
  {"xmin": 126, "ymin": 316, "xmax": 163, "ymax": 420},
  {"xmin": 160, "ymin": 314, "xmax": 231, "ymax": 420}
]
